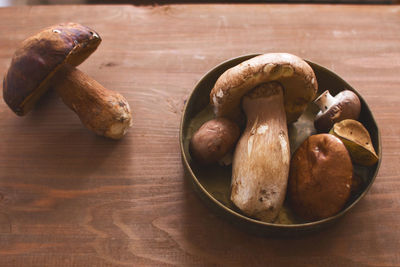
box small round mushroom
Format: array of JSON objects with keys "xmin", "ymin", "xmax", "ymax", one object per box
[
  {"xmin": 2, "ymin": 23, "xmax": 132, "ymax": 139},
  {"xmin": 288, "ymin": 134, "xmax": 353, "ymax": 221},
  {"xmin": 189, "ymin": 118, "xmax": 240, "ymax": 165},
  {"xmin": 313, "ymin": 89, "xmax": 361, "ymax": 132},
  {"xmin": 210, "ymin": 53, "xmax": 318, "ymax": 222}
]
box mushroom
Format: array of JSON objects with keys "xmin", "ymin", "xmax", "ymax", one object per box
[
  {"xmin": 330, "ymin": 119, "xmax": 378, "ymax": 166},
  {"xmin": 2, "ymin": 23, "xmax": 132, "ymax": 139},
  {"xmin": 189, "ymin": 118, "xmax": 240, "ymax": 165},
  {"xmin": 288, "ymin": 134, "xmax": 353, "ymax": 221},
  {"xmin": 313, "ymin": 89, "xmax": 360, "ymax": 132},
  {"xmin": 210, "ymin": 53, "xmax": 318, "ymax": 222}
]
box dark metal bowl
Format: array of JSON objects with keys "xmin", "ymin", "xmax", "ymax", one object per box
[{"xmin": 179, "ymin": 54, "xmax": 381, "ymax": 236}]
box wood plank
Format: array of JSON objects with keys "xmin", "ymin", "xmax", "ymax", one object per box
[{"xmin": 0, "ymin": 4, "xmax": 399, "ymax": 266}]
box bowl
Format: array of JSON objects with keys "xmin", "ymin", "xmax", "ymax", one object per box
[{"xmin": 179, "ymin": 54, "xmax": 381, "ymax": 236}]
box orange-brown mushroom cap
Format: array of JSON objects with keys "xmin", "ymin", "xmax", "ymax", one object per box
[
  {"xmin": 210, "ymin": 53, "xmax": 318, "ymax": 124},
  {"xmin": 3, "ymin": 22, "xmax": 101, "ymax": 116},
  {"xmin": 288, "ymin": 133, "xmax": 353, "ymax": 221}
]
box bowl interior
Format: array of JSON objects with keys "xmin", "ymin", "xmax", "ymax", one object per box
[{"xmin": 180, "ymin": 54, "xmax": 381, "ymax": 233}]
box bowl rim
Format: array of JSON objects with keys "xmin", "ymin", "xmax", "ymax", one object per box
[{"xmin": 179, "ymin": 53, "xmax": 382, "ymax": 231}]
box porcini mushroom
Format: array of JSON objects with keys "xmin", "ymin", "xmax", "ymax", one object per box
[
  {"xmin": 190, "ymin": 118, "xmax": 240, "ymax": 165},
  {"xmin": 288, "ymin": 134, "xmax": 353, "ymax": 221},
  {"xmin": 2, "ymin": 23, "xmax": 132, "ymax": 139},
  {"xmin": 314, "ymin": 90, "xmax": 360, "ymax": 132},
  {"xmin": 210, "ymin": 53, "xmax": 318, "ymax": 222}
]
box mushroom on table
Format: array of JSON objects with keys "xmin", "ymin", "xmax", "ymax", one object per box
[
  {"xmin": 210, "ymin": 53, "xmax": 318, "ymax": 222},
  {"xmin": 3, "ymin": 23, "xmax": 132, "ymax": 139}
]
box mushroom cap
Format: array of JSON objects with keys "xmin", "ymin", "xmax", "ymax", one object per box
[
  {"xmin": 210, "ymin": 53, "xmax": 318, "ymax": 124},
  {"xmin": 288, "ymin": 133, "xmax": 353, "ymax": 221},
  {"xmin": 330, "ymin": 119, "xmax": 378, "ymax": 166},
  {"xmin": 3, "ymin": 22, "xmax": 101, "ymax": 115},
  {"xmin": 189, "ymin": 118, "xmax": 240, "ymax": 165},
  {"xmin": 314, "ymin": 90, "xmax": 361, "ymax": 132}
]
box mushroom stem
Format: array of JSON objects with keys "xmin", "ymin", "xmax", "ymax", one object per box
[
  {"xmin": 53, "ymin": 64, "xmax": 132, "ymax": 139},
  {"xmin": 314, "ymin": 90, "xmax": 337, "ymax": 112},
  {"xmin": 231, "ymin": 83, "xmax": 290, "ymax": 222}
]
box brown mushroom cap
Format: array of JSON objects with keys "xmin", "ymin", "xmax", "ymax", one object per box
[
  {"xmin": 189, "ymin": 118, "xmax": 240, "ymax": 165},
  {"xmin": 314, "ymin": 90, "xmax": 361, "ymax": 132},
  {"xmin": 3, "ymin": 22, "xmax": 101, "ymax": 116},
  {"xmin": 210, "ymin": 53, "xmax": 318, "ymax": 124},
  {"xmin": 288, "ymin": 133, "xmax": 353, "ymax": 221}
]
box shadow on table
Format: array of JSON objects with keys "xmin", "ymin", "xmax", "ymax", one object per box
[{"xmin": 0, "ymin": 87, "xmax": 132, "ymax": 206}]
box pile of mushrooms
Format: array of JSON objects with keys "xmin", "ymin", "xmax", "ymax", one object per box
[
  {"xmin": 3, "ymin": 23, "xmax": 132, "ymax": 139},
  {"xmin": 190, "ymin": 53, "xmax": 381, "ymax": 223},
  {"xmin": 191, "ymin": 53, "xmax": 318, "ymax": 222},
  {"xmin": 313, "ymin": 89, "xmax": 378, "ymax": 166}
]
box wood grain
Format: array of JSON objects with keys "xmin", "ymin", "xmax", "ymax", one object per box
[{"xmin": 0, "ymin": 4, "xmax": 399, "ymax": 266}]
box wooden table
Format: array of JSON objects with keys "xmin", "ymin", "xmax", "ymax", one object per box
[{"xmin": 0, "ymin": 4, "xmax": 399, "ymax": 266}]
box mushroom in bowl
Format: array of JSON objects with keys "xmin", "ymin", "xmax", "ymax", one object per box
[
  {"xmin": 180, "ymin": 53, "xmax": 381, "ymax": 235},
  {"xmin": 210, "ymin": 53, "xmax": 318, "ymax": 222}
]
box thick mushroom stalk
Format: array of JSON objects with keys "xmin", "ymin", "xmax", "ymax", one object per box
[
  {"xmin": 232, "ymin": 83, "xmax": 289, "ymax": 222},
  {"xmin": 53, "ymin": 64, "xmax": 132, "ymax": 139},
  {"xmin": 210, "ymin": 53, "xmax": 318, "ymax": 222}
]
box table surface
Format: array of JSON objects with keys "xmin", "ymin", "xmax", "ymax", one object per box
[{"xmin": 0, "ymin": 4, "xmax": 399, "ymax": 266}]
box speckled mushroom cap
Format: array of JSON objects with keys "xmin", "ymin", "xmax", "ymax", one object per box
[
  {"xmin": 3, "ymin": 23, "xmax": 101, "ymax": 116},
  {"xmin": 210, "ymin": 53, "xmax": 318, "ymax": 124}
]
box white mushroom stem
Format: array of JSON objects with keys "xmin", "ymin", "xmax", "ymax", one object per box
[
  {"xmin": 314, "ymin": 90, "xmax": 337, "ymax": 112},
  {"xmin": 231, "ymin": 83, "xmax": 290, "ymax": 222}
]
